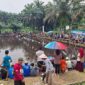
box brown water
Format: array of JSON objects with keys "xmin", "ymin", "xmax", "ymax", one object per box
[
  {"xmin": 0, "ymin": 35, "xmax": 36, "ymax": 64},
  {"xmin": 0, "ymin": 34, "xmax": 84, "ymax": 64},
  {"xmin": 0, "ymin": 34, "xmax": 54, "ymax": 64},
  {"xmin": 0, "ymin": 48, "xmax": 25, "ymax": 64}
]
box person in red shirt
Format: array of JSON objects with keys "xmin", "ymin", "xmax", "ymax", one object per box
[
  {"xmin": 79, "ymin": 48, "xmax": 84, "ymax": 58},
  {"xmin": 14, "ymin": 58, "xmax": 25, "ymax": 85}
]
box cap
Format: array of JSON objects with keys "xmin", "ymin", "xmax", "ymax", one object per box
[{"xmin": 18, "ymin": 57, "xmax": 24, "ymax": 61}]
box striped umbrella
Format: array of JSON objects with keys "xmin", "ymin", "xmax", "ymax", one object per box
[{"xmin": 45, "ymin": 41, "xmax": 67, "ymax": 50}]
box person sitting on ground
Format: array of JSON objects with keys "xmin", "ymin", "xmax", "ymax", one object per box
[
  {"xmin": 23, "ymin": 61, "xmax": 30, "ymax": 77},
  {"xmin": 14, "ymin": 58, "xmax": 25, "ymax": 85},
  {"xmin": 71, "ymin": 57, "xmax": 77, "ymax": 69},
  {"xmin": 30, "ymin": 63, "xmax": 38, "ymax": 76},
  {"xmin": 60, "ymin": 56, "xmax": 67, "ymax": 73},
  {"xmin": 75, "ymin": 57, "xmax": 84, "ymax": 72},
  {"xmin": 8, "ymin": 64, "xmax": 14, "ymax": 79},
  {"xmin": 66, "ymin": 57, "xmax": 73, "ymax": 70},
  {"xmin": 0, "ymin": 66, "xmax": 8, "ymax": 80}
]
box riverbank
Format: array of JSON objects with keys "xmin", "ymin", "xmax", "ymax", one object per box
[
  {"xmin": 1, "ymin": 71, "xmax": 85, "ymax": 85},
  {"xmin": 0, "ymin": 77, "xmax": 45, "ymax": 85},
  {"xmin": 48, "ymin": 70, "xmax": 85, "ymax": 85}
]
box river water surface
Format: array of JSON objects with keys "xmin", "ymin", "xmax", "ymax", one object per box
[{"xmin": 0, "ymin": 34, "xmax": 85, "ymax": 64}]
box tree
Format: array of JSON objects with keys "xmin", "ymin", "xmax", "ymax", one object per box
[
  {"xmin": 21, "ymin": 0, "xmax": 44, "ymax": 31},
  {"xmin": 10, "ymin": 23, "xmax": 22, "ymax": 32},
  {"xmin": 44, "ymin": 0, "xmax": 71, "ymax": 31},
  {"xmin": 68, "ymin": 0, "xmax": 85, "ymax": 29}
]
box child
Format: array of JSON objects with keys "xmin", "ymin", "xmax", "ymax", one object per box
[
  {"xmin": 8, "ymin": 65, "xmax": 14, "ymax": 79},
  {"xmin": 14, "ymin": 58, "xmax": 25, "ymax": 85},
  {"xmin": 60, "ymin": 56, "xmax": 67, "ymax": 73},
  {"xmin": 66, "ymin": 57, "xmax": 73, "ymax": 70},
  {"xmin": 2, "ymin": 50, "xmax": 12, "ymax": 80}
]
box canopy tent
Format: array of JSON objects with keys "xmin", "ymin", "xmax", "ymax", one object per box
[{"xmin": 71, "ymin": 30, "xmax": 85, "ymax": 36}]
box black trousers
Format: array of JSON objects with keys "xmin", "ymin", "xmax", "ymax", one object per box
[
  {"xmin": 14, "ymin": 80, "xmax": 25, "ymax": 85},
  {"xmin": 54, "ymin": 64, "xmax": 61, "ymax": 74}
]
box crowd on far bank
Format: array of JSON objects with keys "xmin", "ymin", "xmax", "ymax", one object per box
[
  {"xmin": 0, "ymin": 46, "xmax": 85, "ymax": 85},
  {"xmin": 39, "ymin": 32, "xmax": 85, "ymax": 44},
  {"xmin": 22, "ymin": 31, "xmax": 85, "ymax": 44},
  {"xmin": 0, "ymin": 32, "xmax": 85, "ymax": 46}
]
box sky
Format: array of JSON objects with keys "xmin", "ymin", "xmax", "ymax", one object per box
[{"xmin": 0, "ymin": 0, "xmax": 52, "ymax": 13}]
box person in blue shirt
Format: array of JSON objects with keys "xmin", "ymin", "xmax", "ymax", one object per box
[
  {"xmin": 2, "ymin": 50, "xmax": 12, "ymax": 80},
  {"xmin": 2, "ymin": 50, "xmax": 12, "ymax": 70}
]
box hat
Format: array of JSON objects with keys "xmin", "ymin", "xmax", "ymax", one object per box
[
  {"xmin": 38, "ymin": 54, "xmax": 47, "ymax": 59},
  {"xmin": 36, "ymin": 50, "xmax": 44, "ymax": 57},
  {"xmin": 18, "ymin": 57, "xmax": 23, "ymax": 61}
]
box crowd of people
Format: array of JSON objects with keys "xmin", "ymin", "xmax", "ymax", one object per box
[
  {"xmin": 43, "ymin": 32, "xmax": 85, "ymax": 44},
  {"xmin": 0, "ymin": 46, "xmax": 85, "ymax": 85}
]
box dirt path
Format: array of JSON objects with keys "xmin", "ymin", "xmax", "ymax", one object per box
[{"xmin": 0, "ymin": 77, "xmax": 46, "ymax": 85}]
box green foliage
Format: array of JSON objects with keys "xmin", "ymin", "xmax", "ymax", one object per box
[
  {"xmin": 0, "ymin": 0, "xmax": 85, "ymax": 32},
  {"xmin": 10, "ymin": 23, "xmax": 23, "ymax": 32}
]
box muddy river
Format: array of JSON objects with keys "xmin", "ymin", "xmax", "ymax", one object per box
[{"xmin": 0, "ymin": 34, "xmax": 84, "ymax": 64}]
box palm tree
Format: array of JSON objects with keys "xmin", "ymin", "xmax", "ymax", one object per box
[
  {"xmin": 21, "ymin": 0, "xmax": 44, "ymax": 31},
  {"xmin": 70, "ymin": 0, "xmax": 85, "ymax": 29},
  {"xmin": 44, "ymin": 0, "xmax": 71, "ymax": 31}
]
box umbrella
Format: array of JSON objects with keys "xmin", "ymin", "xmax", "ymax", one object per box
[
  {"xmin": 44, "ymin": 41, "xmax": 67, "ymax": 50},
  {"xmin": 47, "ymin": 31, "xmax": 53, "ymax": 35}
]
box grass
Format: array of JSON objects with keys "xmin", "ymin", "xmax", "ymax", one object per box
[
  {"xmin": 0, "ymin": 28, "xmax": 40, "ymax": 33},
  {"xmin": 1, "ymin": 28, "xmax": 12, "ymax": 33},
  {"xmin": 21, "ymin": 27, "xmax": 33, "ymax": 33}
]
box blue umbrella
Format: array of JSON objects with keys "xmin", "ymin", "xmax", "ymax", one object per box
[{"xmin": 47, "ymin": 31, "xmax": 53, "ymax": 34}]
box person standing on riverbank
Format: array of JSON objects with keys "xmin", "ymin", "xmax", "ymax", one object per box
[
  {"xmin": 2, "ymin": 50, "xmax": 12, "ymax": 80},
  {"xmin": 54, "ymin": 50, "xmax": 62, "ymax": 74},
  {"xmin": 60, "ymin": 56, "xmax": 67, "ymax": 73},
  {"xmin": 14, "ymin": 58, "xmax": 25, "ymax": 85},
  {"xmin": 2, "ymin": 50, "xmax": 12, "ymax": 70},
  {"xmin": 78, "ymin": 48, "xmax": 84, "ymax": 63}
]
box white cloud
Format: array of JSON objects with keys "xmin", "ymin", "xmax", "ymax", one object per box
[{"xmin": 0, "ymin": 0, "xmax": 53, "ymax": 13}]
